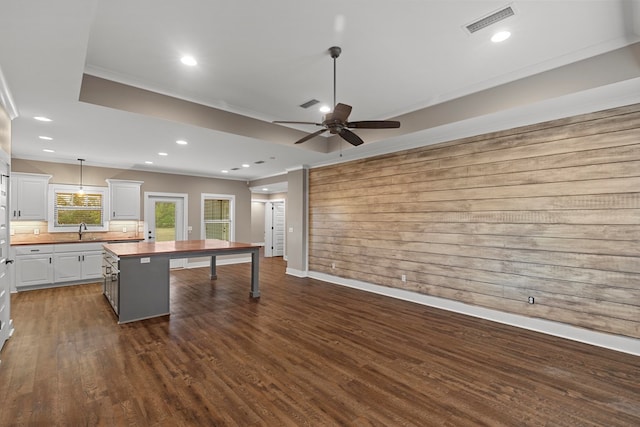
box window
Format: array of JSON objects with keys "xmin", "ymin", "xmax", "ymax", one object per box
[
  {"xmin": 201, "ymin": 193, "xmax": 234, "ymax": 241},
  {"xmin": 48, "ymin": 184, "xmax": 109, "ymax": 232}
]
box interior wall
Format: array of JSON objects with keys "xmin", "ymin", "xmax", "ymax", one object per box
[
  {"xmin": 10, "ymin": 159, "xmax": 253, "ymax": 243},
  {"xmin": 286, "ymin": 168, "xmax": 307, "ymax": 274},
  {"xmin": 308, "ymin": 103, "xmax": 640, "ymax": 339}
]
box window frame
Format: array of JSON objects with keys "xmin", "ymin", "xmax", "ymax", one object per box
[
  {"xmin": 200, "ymin": 193, "xmax": 235, "ymax": 241},
  {"xmin": 47, "ymin": 184, "xmax": 109, "ymax": 233}
]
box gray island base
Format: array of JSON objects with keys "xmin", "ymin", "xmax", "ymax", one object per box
[{"xmin": 103, "ymin": 240, "xmax": 261, "ymax": 324}]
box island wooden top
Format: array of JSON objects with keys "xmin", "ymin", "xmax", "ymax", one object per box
[{"xmin": 103, "ymin": 239, "xmax": 260, "ymax": 257}]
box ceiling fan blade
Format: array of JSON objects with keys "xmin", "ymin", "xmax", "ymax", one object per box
[
  {"xmin": 332, "ymin": 103, "xmax": 352, "ymax": 122},
  {"xmin": 346, "ymin": 120, "xmax": 401, "ymax": 129},
  {"xmin": 273, "ymin": 120, "xmax": 323, "ymax": 126},
  {"xmin": 339, "ymin": 128, "xmax": 364, "ymax": 146},
  {"xmin": 294, "ymin": 128, "xmax": 328, "ymax": 144}
]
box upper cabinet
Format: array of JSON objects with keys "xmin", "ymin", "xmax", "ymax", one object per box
[
  {"xmin": 10, "ymin": 173, "xmax": 51, "ymax": 221},
  {"xmin": 106, "ymin": 179, "xmax": 143, "ymax": 220}
]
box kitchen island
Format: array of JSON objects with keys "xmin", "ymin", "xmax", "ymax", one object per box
[{"xmin": 102, "ymin": 239, "xmax": 261, "ymax": 323}]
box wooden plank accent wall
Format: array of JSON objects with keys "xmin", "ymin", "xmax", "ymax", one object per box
[{"xmin": 308, "ymin": 103, "xmax": 640, "ymax": 339}]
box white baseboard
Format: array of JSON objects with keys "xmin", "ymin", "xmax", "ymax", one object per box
[
  {"xmin": 308, "ymin": 271, "xmax": 640, "ymax": 357},
  {"xmin": 285, "ymin": 267, "xmax": 308, "ymax": 278}
]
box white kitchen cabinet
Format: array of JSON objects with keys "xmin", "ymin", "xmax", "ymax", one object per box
[
  {"xmin": 54, "ymin": 243, "xmax": 103, "ymax": 282},
  {"xmin": 15, "ymin": 243, "xmax": 103, "ymax": 289},
  {"xmin": 53, "ymin": 252, "xmax": 83, "ymax": 282},
  {"xmin": 10, "ymin": 173, "xmax": 51, "ymax": 221},
  {"xmin": 106, "ymin": 179, "xmax": 142, "ymax": 220},
  {"xmin": 14, "ymin": 245, "xmax": 54, "ymax": 288}
]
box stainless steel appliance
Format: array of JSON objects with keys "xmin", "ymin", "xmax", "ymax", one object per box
[{"xmin": 102, "ymin": 251, "xmax": 119, "ymax": 315}]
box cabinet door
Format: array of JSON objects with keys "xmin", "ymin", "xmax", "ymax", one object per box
[
  {"xmin": 53, "ymin": 253, "xmax": 83, "ymax": 282},
  {"xmin": 11, "ymin": 174, "xmax": 50, "ymax": 221},
  {"xmin": 15, "ymin": 255, "xmax": 53, "ymax": 288},
  {"xmin": 82, "ymin": 251, "xmax": 104, "ymax": 280},
  {"xmin": 110, "ymin": 183, "xmax": 141, "ymax": 220}
]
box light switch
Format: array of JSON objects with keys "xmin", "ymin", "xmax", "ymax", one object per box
[{"xmin": 288, "ymin": 227, "xmax": 294, "ymax": 233}]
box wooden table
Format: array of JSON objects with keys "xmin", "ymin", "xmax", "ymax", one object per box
[{"xmin": 103, "ymin": 239, "xmax": 261, "ymax": 323}]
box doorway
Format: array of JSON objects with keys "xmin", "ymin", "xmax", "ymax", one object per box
[
  {"xmin": 144, "ymin": 192, "xmax": 188, "ymax": 268},
  {"xmin": 264, "ymin": 201, "xmax": 285, "ymax": 257}
]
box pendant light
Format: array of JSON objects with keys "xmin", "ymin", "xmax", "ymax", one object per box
[{"xmin": 77, "ymin": 158, "xmax": 85, "ymax": 195}]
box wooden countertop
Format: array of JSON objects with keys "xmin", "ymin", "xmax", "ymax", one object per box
[
  {"xmin": 11, "ymin": 237, "xmax": 145, "ymax": 246},
  {"xmin": 103, "ymin": 239, "xmax": 260, "ymax": 257}
]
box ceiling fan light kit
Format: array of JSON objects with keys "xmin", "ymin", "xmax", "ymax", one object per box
[{"xmin": 274, "ymin": 46, "xmax": 400, "ymax": 146}]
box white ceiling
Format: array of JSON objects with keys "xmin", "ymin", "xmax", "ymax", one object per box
[{"xmin": 1, "ymin": 0, "xmax": 640, "ymax": 189}]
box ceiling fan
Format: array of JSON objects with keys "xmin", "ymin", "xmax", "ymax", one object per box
[{"xmin": 273, "ymin": 46, "xmax": 400, "ymax": 146}]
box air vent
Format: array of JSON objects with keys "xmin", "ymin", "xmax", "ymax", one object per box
[
  {"xmin": 465, "ymin": 6, "xmax": 515, "ymax": 34},
  {"xmin": 299, "ymin": 99, "xmax": 320, "ymax": 109}
]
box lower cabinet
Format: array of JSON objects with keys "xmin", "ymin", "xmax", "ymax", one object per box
[
  {"xmin": 15, "ymin": 243, "xmax": 103, "ymax": 290},
  {"xmin": 14, "ymin": 245, "xmax": 54, "ymax": 288},
  {"xmin": 54, "ymin": 247, "xmax": 103, "ymax": 282}
]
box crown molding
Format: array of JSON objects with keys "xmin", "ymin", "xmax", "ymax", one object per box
[{"xmin": 0, "ymin": 66, "xmax": 18, "ymax": 119}]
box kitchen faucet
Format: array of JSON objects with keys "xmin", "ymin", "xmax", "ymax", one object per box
[{"xmin": 79, "ymin": 222, "xmax": 87, "ymax": 240}]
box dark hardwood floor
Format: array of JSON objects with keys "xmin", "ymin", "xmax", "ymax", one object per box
[{"xmin": 0, "ymin": 255, "xmax": 638, "ymax": 426}]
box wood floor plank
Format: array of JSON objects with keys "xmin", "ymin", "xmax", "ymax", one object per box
[{"xmin": 0, "ymin": 254, "xmax": 638, "ymax": 426}]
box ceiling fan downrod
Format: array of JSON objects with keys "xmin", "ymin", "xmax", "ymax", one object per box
[{"xmin": 329, "ymin": 46, "xmax": 341, "ymax": 109}]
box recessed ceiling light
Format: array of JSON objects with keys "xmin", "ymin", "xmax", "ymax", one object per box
[
  {"xmin": 241, "ymin": 164, "xmax": 250, "ymax": 168},
  {"xmin": 39, "ymin": 136, "xmax": 53, "ymax": 140},
  {"xmin": 158, "ymin": 152, "xmax": 168, "ymax": 156},
  {"xmin": 43, "ymin": 148, "xmax": 55, "ymax": 153},
  {"xmin": 491, "ymin": 30, "xmax": 511, "ymax": 43},
  {"xmin": 176, "ymin": 139, "xmax": 188, "ymax": 145},
  {"xmin": 221, "ymin": 170, "xmax": 229, "ymax": 174},
  {"xmin": 262, "ymin": 188, "xmax": 269, "ymax": 191},
  {"xmin": 180, "ymin": 55, "xmax": 197, "ymax": 66},
  {"xmin": 319, "ymin": 105, "xmax": 331, "ymax": 113},
  {"xmin": 145, "ymin": 161, "xmax": 153, "ymax": 164},
  {"xmin": 34, "ymin": 116, "xmax": 52, "ymax": 122}
]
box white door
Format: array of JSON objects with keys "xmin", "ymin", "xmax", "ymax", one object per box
[
  {"xmin": 264, "ymin": 201, "xmax": 285, "ymax": 257},
  {"xmin": 0, "ymin": 162, "xmax": 12, "ymax": 350},
  {"xmin": 145, "ymin": 193, "xmax": 187, "ymax": 268}
]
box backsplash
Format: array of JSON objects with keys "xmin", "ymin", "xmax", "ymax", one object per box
[{"xmin": 10, "ymin": 220, "xmax": 144, "ymax": 243}]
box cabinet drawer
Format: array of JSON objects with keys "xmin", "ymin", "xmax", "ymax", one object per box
[
  {"xmin": 14, "ymin": 245, "xmax": 54, "ymax": 255},
  {"xmin": 55, "ymin": 242, "xmax": 104, "ymax": 252}
]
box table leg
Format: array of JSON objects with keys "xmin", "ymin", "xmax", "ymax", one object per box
[
  {"xmin": 250, "ymin": 248, "xmax": 260, "ymax": 298},
  {"xmin": 210, "ymin": 255, "xmax": 217, "ymax": 279}
]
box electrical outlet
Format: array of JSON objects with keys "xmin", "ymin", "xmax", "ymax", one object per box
[
  {"xmin": 331, "ymin": 262, "xmax": 335, "ymax": 269},
  {"xmin": 122, "ymin": 227, "xmax": 127, "ymax": 233},
  {"xmin": 528, "ymin": 296, "xmax": 535, "ymax": 304},
  {"xmin": 401, "ymin": 274, "xmax": 407, "ymax": 282},
  {"xmin": 33, "ymin": 228, "xmax": 39, "ymax": 235}
]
